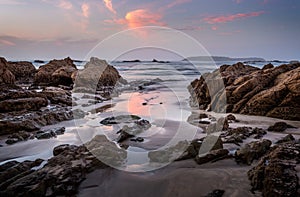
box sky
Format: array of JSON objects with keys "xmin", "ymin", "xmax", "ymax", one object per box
[{"xmin": 0, "ymin": 0, "xmax": 299, "ymax": 61}]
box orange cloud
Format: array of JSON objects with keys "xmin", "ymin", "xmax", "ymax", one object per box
[
  {"xmin": 103, "ymin": 0, "xmax": 116, "ymax": 14},
  {"xmin": 0, "ymin": 39, "xmax": 16, "ymax": 46},
  {"xmin": 81, "ymin": 3, "xmax": 89, "ymax": 18},
  {"xmin": 111, "ymin": 9, "xmax": 164, "ymax": 28},
  {"xmin": 204, "ymin": 11, "xmax": 264, "ymax": 24}
]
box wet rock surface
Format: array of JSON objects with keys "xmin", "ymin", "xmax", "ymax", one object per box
[
  {"xmin": 248, "ymin": 141, "xmax": 300, "ymax": 196},
  {"xmin": 235, "ymin": 139, "xmax": 272, "ymax": 165},
  {"xmin": 0, "ymin": 141, "xmax": 108, "ymax": 197},
  {"xmin": 189, "ymin": 62, "xmax": 300, "ymax": 120}
]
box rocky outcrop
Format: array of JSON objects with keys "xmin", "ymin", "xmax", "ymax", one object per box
[
  {"xmin": 189, "ymin": 62, "xmax": 300, "ymax": 120},
  {"xmin": 0, "ymin": 141, "xmax": 107, "ymax": 197},
  {"xmin": 248, "ymin": 142, "xmax": 300, "ymax": 196},
  {"xmin": 72, "ymin": 57, "xmax": 125, "ymax": 92},
  {"xmin": 0, "ymin": 57, "xmax": 15, "ymax": 84},
  {"xmin": 34, "ymin": 57, "xmax": 77, "ymax": 86},
  {"xmin": 0, "ymin": 87, "xmax": 48, "ymax": 112},
  {"xmin": 7, "ymin": 61, "xmax": 36, "ymax": 84}
]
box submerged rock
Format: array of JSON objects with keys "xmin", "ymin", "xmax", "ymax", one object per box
[
  {"xmin": 203, "ymin": 189, "xmax": 225, "ymax": 197},
  {"xmin": 189, "ymin": 62, "xmax": 300, "ymax": 120},
  {"xmin": 276, "ymin": 134, "xmax": 295, "ymax": 144},
  {"xmin": 100, "ymin": 115, "xmax": 141, "ymax": 125}
]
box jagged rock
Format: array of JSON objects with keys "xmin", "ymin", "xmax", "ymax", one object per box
[
  {"xmin": 72, "ymin": 57, "xmax": 125, "ymax": 91},
  {"xmin": 222, "ymin": 127, "xmax": 267, "ymax": 145},
  {"xmin": 6, "ymin": 131, "xmax": 33, "ymax": 144},
  {"xmin": 0, "ymin": 57, "xmax": 15, "ymax": 84},
  {"xmin": 35, "ymin": 127, "xmax": 65, "ymax": 140},
  {"xmin": 195, "ymin": 149, "xmax": 229, "ymax": 165},
  {"xmin": 7, "ymin": 61, "xmax": 36, "ymax": 84},
  {"xmin": 34, "ymin": 57, "xmax": 77, "ymax": 86},
  {"xmin": 276, "ymin": 134, "xmax": 295, "ymax": 144},
  {"xmin": 235, "ymin": 139, "xmax": 272, "ymax": 165},
  {"xmin": 189, "ymin": 62, "xmax": 300, "ymax": 120},
  {"xmin": 0, "ymin": 141, "xmax": 106, "ymax": 197},
  {"xmin": 248, "ymin": 142, "xmax": 300, "ymax": 196},
  {"xmin": 0, "ymin": 97, "xmax": 48, "ymax": 112},
  {"xmin": 267, "ymin": 121, "xmax": 295, "ymax": 132},
  {"xmin": 0, "ymin": 106, "xmax": 73, "ymax": 135},
  {"xmin": 41, "ymin": 87, "xmax": 72, "ymax": 106}
]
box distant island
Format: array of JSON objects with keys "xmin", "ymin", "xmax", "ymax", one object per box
[{"xmin": 183, "ymin": 56, "xmax": 266, "ymax": 62}]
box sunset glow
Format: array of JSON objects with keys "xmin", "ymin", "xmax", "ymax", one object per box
[{"xmin": 0, "ymin": 0, "xmax": 299, "ymax": 60}]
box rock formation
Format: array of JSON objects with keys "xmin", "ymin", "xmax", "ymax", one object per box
[{"xmin": 189, "ymin": 62, "xmax": 300, "ymax": 120}]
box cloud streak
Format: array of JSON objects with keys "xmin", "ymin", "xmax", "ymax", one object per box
[
  {"xmin": 204, "ymin": 11, "xmax": 264, "ymax": 24},
  {"xmin": 103, "ymin": 0, "xmax": 116, "ymax": 14}
]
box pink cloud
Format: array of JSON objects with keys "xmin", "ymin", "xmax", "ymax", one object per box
[
  {"xmin": 81, "ymin": 3, "xmax": 89, "ymax": 18},
  {"xmin": 109, "ymin": 9, "xmax": 164, "ymax": 28},
  {"xmin": 204, "ymin": 11, "xmax": 264, "ymax": 24},
  {"xmin": 103, "ymin": 0, "xmax": 116, "ymax": 14}
]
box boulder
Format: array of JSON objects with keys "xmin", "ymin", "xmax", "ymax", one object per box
[
  {"xmin": 235, "ymin": 139, "xmax": 272, "ymax": 165},
  {"xmin": 189, "ymin": 62, "xmax": 300, "ymax": 120},
  {"xmin": 0, "ymin": 57, "xmax": 15, "ymax": 84},
  {"xmin": 7, "ymin": 61, "xmax": 36, "ymax": 83},
  {"xmin": 267, "ymin": 121, "xmax": 295, "ymax": 132},
  {"xmin": 0, "ymin": 97, "xmax": 48, "ymax": 112},
  {"xmin": 34, "ymin": 57, "xmax": 77, "ymax": 86},
  {"xmin": 72, "ymin": 57, "xmax": 124, "ymax": 91},
  {"xmin": 276, "ymin": 134, "xmax": 295, "ymax": 144}
]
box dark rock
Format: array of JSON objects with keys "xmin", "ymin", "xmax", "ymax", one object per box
[
  {"xmin": 267, "ymin": 121, "xmax": 295, "ymax": 132},
  {"xmin": 35, "ymin": 127, "xmax": 65, "ymax": 140},
  {"xmin": 226, "ymin": 114, "xmax": 236, "ymax": 121},
  {"xmin": 0, "ymin": 97, "xmax": 48, "ymax": 112},
  {"xmin": 262, "ymin": 63, "xmax": 274, "ymax": 70},
  {"xmin": 248, "ymin": 142, "xmax": 300, "ymax": 196},
  {"xmin": 5, "ymin": 138, "xmax": 19, "ymax": 145},
  {"xmin": 41, "ymin": 87, "xmax": 72, "ymax": 106},
  {"xmin": 100, "ymin": 115, "xmax": 141, "ymax": 125},
  {"xmin": 199, "ymin": 120, "xmax": 211, "ymax": 124},
  {"xmin": 142, "ymin": 102, "xmax": 147, "ymax": 105},
  {"xmin": 135, "ymin": 137, "xmax": 144, "ymax": 142},
  {"xmin": 116, "ymin": 126, "xmax": 135, "ymax": 143},
  {"xmin": 7, "ymin": 61, "xmax": 36, "ymax": 84},
  {"xmin": 195, "ymin": 149, "xmax": 229, "ymax": 165},
  {"xmin": 0, "ymin": 139, "xmax": 107, "ymax": 197},
  {"xmin": 34, "ymin": 57, "xmax": 77, "ymax": 86},
  {"xmin": 199, "ymin": 113, "xmax": 208, "ymax": 119},
  {"xmin": 276, "ymin": 134, "xmax": 295, "ymax": 144},
  {"xmin": 235, "ymin": 139, "xmax": 272, "ymax": 165},
  {"xmin": 0, "ymin": 57, "xmax": 15, "ymax": 85},
  {"xmin": 203, "ymin": 189, "xmax": 225, "ymax": 197}
]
